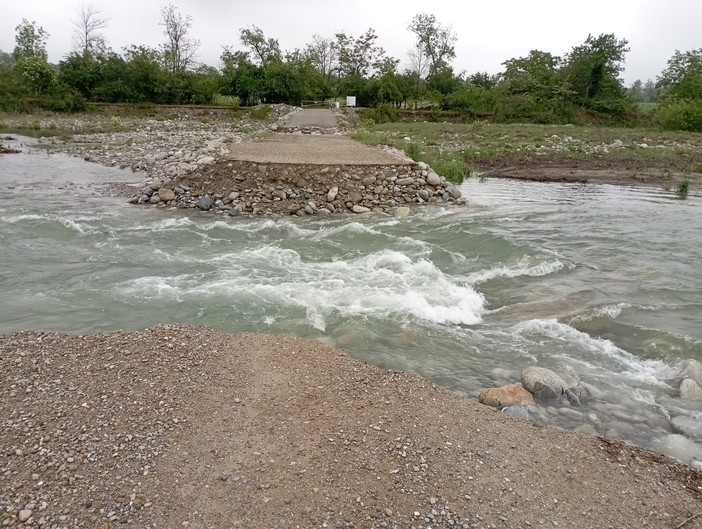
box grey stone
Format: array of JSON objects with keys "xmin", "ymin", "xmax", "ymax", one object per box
[
  {"xmin": 352, "ymin": 205, "xmax": 371, "ymax": 214},
  {"xmin": 362, "ymin": 176, "xmax": 377, "ymax": 186},
  {"xmin": 521, "ymin": 367, "xmax": 568, "ymax": 394},
  {"xmin": 149, "ymin": 195, "xmax": 161, "ymax": 204},
  {"xmin": 228, "ymin": 191, "xmax": 240, "ymax": 201},
  {"xmin": 680, "ymin": 378, "xmax": 702, "ymax": 400},
  {"xmin": 196, "ymin": 196, "xmax": 213, "ymax": 211},
  {"xmin": 426, "ymin": 171, "xmax": 441, "ymax": 186},
  {"xmin": 446, "ymin": 185, "xmax": 462, "ymax": 199},
  {"xmin": 348, "ymin": 191, "xmax": 363, "ymax": 204},
  {"xmin": 502, "ymin": 406, "xmax": 532, "ymax": 421},
  {"xmin": 18, "ymin": 510, "xmax": 32, "ymax": 522},
  {"xmin": 197, "ymin": 155, "xmax": 215, "ymax": 165},
  {"xmin": 533, "ymin": 382, "xmax": 560, "ymax": 402},
  {"xmin": 393, "ymin": 207, "xmax": 410, "ymax": 218},
  {"xmin": 327, "ymin": 187, "xmax": 338, "ymax": 202},
  {"xmin": 395, "ymin": 177, "xmax": 414, "ymax": 186}
]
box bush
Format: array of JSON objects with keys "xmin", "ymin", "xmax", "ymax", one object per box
[
  {"xmin": 248, "ymin": 105, "xmax": 271, "ymax": 121},
  {"xmin": 46, "ymin": 92, "xmax": 87, "ymax": 113},
  {"xmin": 361, "ymin": 104, "xmax": 399, "ymax": 124},
  {"xmin": 657, "ymin": 99, "xmax": 702, "ymax": 131}
]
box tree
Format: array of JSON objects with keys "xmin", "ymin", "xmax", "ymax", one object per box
[
  {"xmin": 14, "ymin": 19, "xmax": 49, "ymax": 60},
  {"xmin": 406, "ymin": 42, "xmax": 429, "ymax": 109},
  {"xmin": 72, "ymin": 3, "xmax": 109, "ymax": 55},
  {"xmin": 561, "ymin": 33, "xmax": 630, "ymax": 113},
  {"xmin": 240, "ymin": 26, "xmax": 281, "ymax": 68},
  {"xmin": 408, "ymin": 13, "xmax": 457, "ymax": 77},
  {"xmin": 159, "ymin": 4, "xmax": 200, "ymax": 75},
  {"xmin": 657, "ymin": 49, "xmax": 702, "ymax": 101},
  {"xmin": 334, "ymin": 29, "xmax": 388, "ymax": 78},
  {"xmin": 304, "ymin": 35, "xmax": 335, "ymax": 81}
]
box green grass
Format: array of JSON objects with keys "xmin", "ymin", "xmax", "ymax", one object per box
[
  {"xmin": 350, "ymin": 120, "xmax": 702, "ymax": 182},
  {"xmin": 678, "ymin": 178, "xmax": 690, "ymax": 197}
]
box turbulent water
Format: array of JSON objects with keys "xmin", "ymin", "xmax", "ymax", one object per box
[{"xmin": 2, "ymin": 136, "xmax": 702, "ymax": 465}]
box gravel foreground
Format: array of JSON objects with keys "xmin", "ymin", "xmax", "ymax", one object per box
[{"xmin": 1, "ymin": 325, "xmax": 700, "ymax": 529}]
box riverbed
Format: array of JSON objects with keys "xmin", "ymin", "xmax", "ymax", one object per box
[{"xmin": 1, "ymin": 136, "xmax": 701, "ymax": 466}]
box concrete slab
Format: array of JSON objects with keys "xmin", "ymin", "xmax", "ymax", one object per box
[
  {"xmin": 227, "ymin": 135, "xmax": 413, "ymax": 166},
  {"xmin": 287, "ymin": 109, "xmax": 338, "ymax": 128}
]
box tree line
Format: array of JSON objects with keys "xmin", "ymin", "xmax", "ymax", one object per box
[{"xmin": 2, "ymin": 3, "xmax": 702, "ymax": 131}]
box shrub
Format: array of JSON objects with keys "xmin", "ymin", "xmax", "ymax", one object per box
[
  {"xmin": 248, "ymin": 105, "xmax": 271, "ymax": 121},
  {"xmin": 657, "ymin": 99, "xmax": 702, "ymax": 132},
  {"xmin": 361, "ymin": 104, "xmax": 398, "ymax": 124}
]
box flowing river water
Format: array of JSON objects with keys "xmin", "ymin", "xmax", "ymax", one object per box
[{"xmin": 2, "ymin": 136, "xmax": 702, "ymax": 466}]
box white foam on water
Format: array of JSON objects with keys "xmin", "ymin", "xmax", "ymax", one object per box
[
  {"xmin": 572, "ymin": 302, "xmax": 659, "ymax": 322},
  {"xmin": 513, "ymin": 318, "xmax": 678, "ymax": 386},
  {"xmin": 116, "ymin": 246, "xmax": 485, "ymax": 329},
  {"xmin": 462, "ymin": 256, "xmax": 570, "ymax": 284}
]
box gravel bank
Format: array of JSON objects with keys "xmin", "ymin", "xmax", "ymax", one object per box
[{"xmin": 1, "ymin": 326, "xmax": 700, "ymax": 528}]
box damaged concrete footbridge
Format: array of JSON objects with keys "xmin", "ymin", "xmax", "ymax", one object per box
[{"xmin": 132, "ymin": 109, "xmax": 464, "ymax": 216}]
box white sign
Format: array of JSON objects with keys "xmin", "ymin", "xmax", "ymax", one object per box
[{"xmin": 346, "ymin": 96, "xmax": 357, "ymax": 107}]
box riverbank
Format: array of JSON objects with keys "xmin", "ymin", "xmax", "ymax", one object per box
[{"xmin": 1, "ymin": 325, "xmax": 700, "ymax": 529}]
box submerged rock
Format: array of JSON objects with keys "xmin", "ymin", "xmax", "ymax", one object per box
[
  {"xmin": 671, "ymin": 415, "xmax": 702, "ymax": 441},
  {"xmin": 680, "ymin": 378, "xmax": 702, "ymax": 400}
]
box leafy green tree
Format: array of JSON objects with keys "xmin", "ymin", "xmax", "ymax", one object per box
[
  {"xmin": 426, "ymin": 65, "xmax": 461, "ymax": 97},
  {"xmin": 656, "ymin": 49, "xmax": 702, "ymax": 131},
  {"xmin": 466, "ymin": 71, "xmax": 498, "ymax": 89},
  {"xmin": 13, "ymin": 19, "xmax": 49, "ymax": 60},
  {"xmin": 560, "ymin": 33, "xmax": 631, "ymax": 113},
  {"xmin": 657, "ymin": 49, "xmax": 702, "ymax": 101},
  {"xmin": 408, "ymin": 13, "xmax": 457, "ymax": 77},
  {"xmin": 58, "ymin": 51, "xmax": 102, "ymax": 98},
  {"xmin": 240, "ymin": 26, "xmax": 281, "ymax": 68},
  {"xmin": 334, "ymin": 29, "xmax": 389, "ymax": 78},
  {"xmin": 220, "ymin": 48, "xmax": 264, "ymax": 105},
  {"xmin": 123, "ymin": 45, "xmax": 169, "ymax": 102}
]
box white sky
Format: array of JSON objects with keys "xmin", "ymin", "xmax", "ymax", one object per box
[{"xmin": 1, "ymin": 0, "xmax": 700, "ymax": 84}]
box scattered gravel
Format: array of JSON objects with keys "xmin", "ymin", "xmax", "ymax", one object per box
[{"xmin": 2, "ymin": 325, "xmax": 700, "ymax": 528}]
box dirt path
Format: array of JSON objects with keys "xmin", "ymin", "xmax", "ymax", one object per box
[{"xmin": 1, "ymin": 326, "xmax": 700, "ymax": 529}]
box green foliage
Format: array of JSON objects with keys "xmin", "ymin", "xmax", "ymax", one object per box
[
  {"xmin": 678, "ymin": 179, "xmax": 689, "ymax": 197},
  {"xmin": 361, "ymin": 104, "xmax": 399, "ymax": 124},
  {"xmin": 14, "ymin": 19, "xmax": 49, "ymax": 60},
  {"xmin": 14, "ymin": 56, "xmax": 57, "ymax": 94},
  {"xmin": 657, "ymin": 49, "xmax": 702, "ymax": 101},
  {"xmin": 248, "ymin": 105, "xmax": 271, "ymax": 120},
  {"xmin": 443, "ymin": 85, "xmax": 495, "ymax": 115},
  {"xmin": 657, "ymin": 99, "xmax": 702, "ymax": 131},
  {"xmin": 46, "ymin": 91, "xmax": 87, "ymax": 113},
  {"xmin": 561, "ymin": 33, "xmax": 631, "ymax": 114}
]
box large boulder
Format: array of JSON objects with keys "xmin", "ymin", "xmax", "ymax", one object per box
[
  {"xmin": 521, "ymin": 366, "xmax": 568, "ymax": 395},
  {"xmin": 680, "ymin": 378, "xmax": 702, "ymax": 400},
  {"xmin": 158, "ymin": 188, "xmax": 176, "ymax": 201},
  {"xmin": 196, "ymin": 196, "xmax": 213, "ymax": 211},
  {"xmin": 479, "ymin": 384, "xmax": 535, "ymax": 408}
]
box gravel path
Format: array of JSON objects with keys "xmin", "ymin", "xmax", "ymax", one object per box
[{"xmin": 1, "ymin": 326, "xmax": 700, "ymax": 528}]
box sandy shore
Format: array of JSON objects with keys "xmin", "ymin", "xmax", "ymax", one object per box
[{"xmin": 1, "ymin": 325, "xmax": 700, "ymax": 528}]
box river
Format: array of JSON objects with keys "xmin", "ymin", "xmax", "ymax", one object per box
[{"xmin": 2, "ymin": 135, "xmax": 701, "ymax": 466}]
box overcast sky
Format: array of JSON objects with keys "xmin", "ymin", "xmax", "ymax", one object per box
[{"xmin": 2, "ymin": 0, "xmax": 700, "ymax": 84}]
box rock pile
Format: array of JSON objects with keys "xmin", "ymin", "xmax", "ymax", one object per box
[
  {"xmin": 478, "ymin": 363, "xmax": 702, "ymax": 468},
  {"xmin": 129, "ymin": 160, "xmax": 465, "ymax": 216}
]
